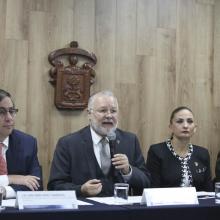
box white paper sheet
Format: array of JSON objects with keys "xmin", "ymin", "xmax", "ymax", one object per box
[
  {"xmin": 77, "ymin": 200, "xmax": 93, "ymax": 205},
  {"xmin": 2, "ymin": 198, "xmax": 92, "ymax": 207},
  {"xmin": 16, "ymin": 191, "xmax": 78, "ymax": 209},
  {"xmin": 141, "ymin": 187, "xmax": 199, "ymax": 206},
  {"xmin": 88, "ymin": 196, "xmax": 142, "ymax": 205},
  {"xmin": 2, "ymin": 199, "xmax": 16, "ymax": 207},
  {"xmin": 197, "ymin": 191, "xmax": 215, "ymax": 199}
]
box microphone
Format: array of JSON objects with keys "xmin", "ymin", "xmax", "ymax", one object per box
[
  {"xmin": 107, "ymin": 131, "xmax": 123, "ymax": 182},
  {"xmin": 107, "ymin": 131, "xmax": 116, "ymax": 158}
]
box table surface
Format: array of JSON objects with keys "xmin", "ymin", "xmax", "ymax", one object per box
[{"xmin": 1, "ymin": 197, "xmax": 220, "ymax": 220}]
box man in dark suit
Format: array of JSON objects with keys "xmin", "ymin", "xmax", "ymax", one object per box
[
  {"xmin": 48, "ymin": 90, "xmax": 150, "ymax": 197},
  {"xmin": 0, "ymin": 89, "xmax": 42, "ymax": 198},
  {"xmin": 215, "ymin": 152, "xmax": 220, "ymax": 182}
]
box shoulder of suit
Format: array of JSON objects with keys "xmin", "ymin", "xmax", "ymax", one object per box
[
  {"xmin": 115, "ymin": 128, "xmax": 136, "ymax": 138},
  {"xmin": 11, "ymin": 129, "xmax": 36, "ymax": 140},
  {"xmin": 150, "ymin": 142, "xmax": 167, "ymax": 149},
  {"xmin": 192, "ymin": 144, "xmax": 209, "ymax": 153},
  {"xmin": 58, "ymin": 126, "xmax": 89, "ymax": 141},
  {"xmin": 148, "ymin": 142, "xmax": 169, "ymax": 154}
]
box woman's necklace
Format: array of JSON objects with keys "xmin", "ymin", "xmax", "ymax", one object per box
[{"xmin": 166, "ymin": 139, "xmax": 193, "ymax": 187}]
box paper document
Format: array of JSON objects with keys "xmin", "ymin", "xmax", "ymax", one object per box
[
  {"xmin": 88, "ymin": 196, "xmax": 141, "ymax": 205},
  {"xmin": 142, "ymin": 187, "xmax": 199, "ymax": 206},
  {"xmin": 77, "ymin": 200, "xmax": 93, "ymax": 205},
  {"xmin": 197, "ymin": 191, "xmax": 215, "ymax": 199},
  {"xmin": 16, "ymin": 191, "xmax": 78, "ymax": 210},
  {"xmin": 2, "ymin": 198, "xmax": 92, "ymax": 207},
  {"xmin": 2, "ymin": 199, "xmax": 16, "ymax": 207}
]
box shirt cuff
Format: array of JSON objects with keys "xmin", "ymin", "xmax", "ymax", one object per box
[
  {"xmin": 121, "ymin": 166, "xmax": 132, "ymax": 182},
  {"xmin": 0, "ymin": 175, "xmax": 9, "ymax": 186},
  {"xmin": 4, "ymin": 186, "xmax": 16, "ymax": 199}
]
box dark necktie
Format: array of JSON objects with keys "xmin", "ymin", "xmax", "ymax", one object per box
[
  {"xmin": 0, "ymin": 143, "xmax": 7, "ymax": 175},
  {"xmin": 100, "ymin": 138, "xmax": 111, "ymax": 175}
]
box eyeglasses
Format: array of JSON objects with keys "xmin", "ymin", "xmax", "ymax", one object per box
[
  {"xmin": 91, "ymin": 108, "xmax": 118, "ymax": 115},
  {"xmin": 0, "ymin": 107, "xmax": 18, "ymax": 118}
]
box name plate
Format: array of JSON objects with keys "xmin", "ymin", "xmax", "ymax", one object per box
[
  {"xmin": 16, "ymin": 191, "xmax": 78, "ymax": 210},
  {"xmin": 141, "ymin": 187, "xmax": 199, "ymax": 206}
]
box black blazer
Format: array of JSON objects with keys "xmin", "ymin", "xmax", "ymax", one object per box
[
  {"xmin": 6, "ymin": 129, "xmax": 42, "ymax": 191},
  {"xmin": 215, "ymin": 151, "xmax": 220, "ymax": 182},
  {"xmin": 47, "ymin": 126, "xmax": 150, "ymax": 197},
  {"xmin": 146, "ymin": 142, "xmax": 213, "ymax": 191}
]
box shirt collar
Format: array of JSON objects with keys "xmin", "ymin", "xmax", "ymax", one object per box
[
  {"xmin": 90, "ymin": 126, "xmax": 103, "ymax": 145},
  {"xmin": 1, "ymin": 136, "xmax": 9, "ymax": 149}
]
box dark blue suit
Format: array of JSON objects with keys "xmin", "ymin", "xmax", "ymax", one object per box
[
  {"xmin": 47, "ymin": 126, "xmax": 150, "ymax": 197},
  {"xmin": 6, "ymin": 129, "xmax": 42, "ymax": 191}
]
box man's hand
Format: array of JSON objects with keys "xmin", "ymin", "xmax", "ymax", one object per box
[
  {"xmin": 112, "ymin": 154, "xmax": 130, "ymax": 174},
  {"xmin": 81, "ymin": 179, "xmax": 102, "ymax": 196},
  {"xmin": 8, "ymin": 175, "xmax": 40, "ymax": 191}
]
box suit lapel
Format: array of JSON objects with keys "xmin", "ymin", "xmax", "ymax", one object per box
[
  {"xmin": 81, "ymin": 127, "xmax": 101, "ymax": 178},
  {"xmin": 6, "ymin": 130, "xmax": 22, "ymax": 173}
]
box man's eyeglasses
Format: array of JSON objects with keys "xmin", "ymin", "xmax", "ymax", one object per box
[
  {"xmin": 90, "ymin": 108, "xmax": 118, "ymax": 115},
  {"xmin": 0, "ymin": 107, "xmax": 18, "ymax": 118}
]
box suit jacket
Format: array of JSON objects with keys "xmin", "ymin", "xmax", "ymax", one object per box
[
  {"xmin": 146, "ymin": 142, "xmax": 213, "ymax": 191},
  {"xmin": 6, "ymin": 129, "xmax": 42, "ymax": 191},
  {"xmin": 47, "ymin": 126, "xmax": 150, "ymax": 197},
  {"xmin": 215, "ymin": 151, "xmax": 220, "ymax": 182}
]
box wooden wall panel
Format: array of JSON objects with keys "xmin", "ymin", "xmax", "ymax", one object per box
[
  {"xmin": 95, "ymin": 0, "xmax": 116, "ymax": 91},
  {"xmin": 136, "ymin": 0, "xmax": 157, "ymax": 55},
  {"xmin": 0, "ymin": 0, "xmax": 6, "ymax": 47},
  {"xmin": 193, "ymin": 2, "xmax": 213, "ymax": 150},
  {"xmin": 27, "ymin": 11, "xmax": 51, "ymax": 181},
  {"xmin": 4, "ymin": 40, "xmax": 28, "ymax": 132},
  {"xmin": 5, "ymin": 0, "xmax": 28, "ymax": 40},
  {"xmin": 138, "ymin": 56, "xmax": 159, "ymax": 155},
  {"xmin": 158, "ymin": 0, "xmax": 176, "ymax": 29},
  {"xmin": 176, "ymin": 0, "xmax": 196, "ymax": 106},
  {"xmin": 214, "ymin": 0, "xmax": 220, "ymax": 107},
  {"xmin": 0, "ymin": 0, "xmax": 219, "ymax": 187},
  {"xmin": 116, "ymin": 0, "xmax": 137, "ymax": 83},
  {"xmin": 73, "ymin": 0, "xmax": 95, "ymax": 51}
]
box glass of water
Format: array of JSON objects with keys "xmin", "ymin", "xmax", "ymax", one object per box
[
  {"xmin": 215, "ymin": 182, "xmax": 220, "ymax": 204},
  {"xmin": 114, "ymin": 183, "xmax": 129, "ymax": 204},
  {"xmin": 0, "ymin": 187, "xmax": 5, "ymax": 211}
]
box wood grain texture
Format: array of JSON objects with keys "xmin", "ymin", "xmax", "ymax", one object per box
[
  {"xmin": 158, "ymin": 0, "xmax": 176, "ymax": 29},
  {"xmin": 136, "ymin": 0, "xmax": 157, "ymax": 55},
  {"xmin": 0, "ymin": 0, "xmax": 219, "ymax": 187},
  {"xmin": 214, "ymin": 0, "xmax": 220, "ymax": 107}
]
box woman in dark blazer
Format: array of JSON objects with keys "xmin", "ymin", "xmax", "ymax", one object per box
[{"xmin": 146, "ymin": 106, "xmax": 213, "ymax": 192}]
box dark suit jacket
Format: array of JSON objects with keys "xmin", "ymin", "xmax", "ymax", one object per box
[
  {"xmin": 215, "ymin": 151, "xmax": 220, "ymax": 182},
  {"xmin": 6, "ymin": 129, "xmax": 42, "ymax": 191},
  {"xmin": 47, "ymin": 126, "xmax": 150, "ymax": 197},
  {"xmin": 146, "ymin": 142, "xmax": 213, "ymax": 191}
]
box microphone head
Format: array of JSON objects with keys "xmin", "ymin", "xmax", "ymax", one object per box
[{"xmin": 107, "ymin": 130, "xmax": 116, "ymax": 141}]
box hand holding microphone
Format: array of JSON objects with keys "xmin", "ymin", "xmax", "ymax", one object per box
[
  {"xmin": 107, "ymin": 131, "xmax": 116, "ymax": 159},
  {"xmin": 107, "ymin": 131, "xmax": 130, "ymax": 175}
]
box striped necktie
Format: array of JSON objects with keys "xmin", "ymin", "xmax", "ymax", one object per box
[{"xmin": 0, "ymin": 143, "xmax": 7, "ymax": 175}]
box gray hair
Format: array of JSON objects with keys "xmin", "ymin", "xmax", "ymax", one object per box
[{"xmin": 88, "ymin": 90, "xmax": 118, "ymax": 111}]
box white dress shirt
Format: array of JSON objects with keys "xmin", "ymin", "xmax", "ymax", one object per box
[
  {"xmin": 90, "ymin": 127, "xmax": 132, "ymax": 181},
  {"xmin": 0, "ymin": 137, "xmax": 16, "ymax": 198}
]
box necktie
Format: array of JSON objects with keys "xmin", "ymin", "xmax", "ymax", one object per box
[
  {"xmin": 0, "ymin": 143, "xmax": 7, "ymax": 175},
  {"xmin": 100, "ymin": 138, "xmax": 111, "ymax": 175}
]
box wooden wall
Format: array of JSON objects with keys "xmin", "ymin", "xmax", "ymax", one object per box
[{"xmin": 0, "ymin": 0, "xmax": 219, "ymax": 188}]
